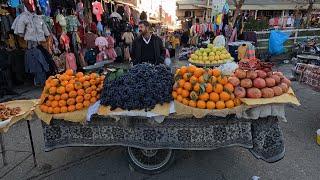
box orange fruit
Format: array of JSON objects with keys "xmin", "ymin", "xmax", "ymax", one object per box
[
  {"xmin": 67, "ymin": 98, "xmax": 76, "ymax": 105},
  {"xmin": 83, "ymin": 100, "xmax": 91, "ymax": 107},
  {"xmin": 194, "ymin": 68, "xmax": 203, "ymax": 78},
  {"xmin": 84, "ymin": 94, "xmax": 92, "ymax": 100},
  {"xmin": 65, "ymin": 84, "xmax": 74, "ymax": 92},
  {"xmin": 54, "ymin": 95, "xmax": 61, "ymax": 101},
  {"xmin": 74, "ymin": 82, "xmax": 83, "ymax": 90},
  {"xmin": 224, "ymin": 83, "xmax": 234, "ymax": 93},
  {"xmin": 225, "ymin": 100, "xmax": 235, "ymax": 108},
  {"xmin": 85, "ymin": 87, "xmax": 93, "ymax": 94},
  {"xmin": 196, "ymin": 100, "xmax": 206, "ymax": 109},
  {"xmin": 206, "ymin": 101, "xmax": 216, "ymax": 109},
  {"xmin": 78, "ymin": 76, "xmax": 86, "ymax": 83},
  {"xmin": 234, "ymin": 98, "xmax": 242, "ymax": 106},
  {"xmin": 183, "ymin": 82, "xmax": 192, "ymax": 91},
  {"xmin": 209, "ymin": 92, "xmax": 220, "ymax": 102},
  {"xmin": 75, "ymin": 103, "xmax": 84, "ymax": 110},
  {"xmin": 177, "ymin": 87, "xmax": 183, "ymax": 95},
  {"xmin": 188, "ymin": 100, "xmax": 197, "ymax": 108},
  {"xmin": 51, "ymin": 100, "xmax": 59, "ymax": 108},
  {"xmin": 53, "ymin": 107, "xmax": 61, "ymax": 114},
  {"xmin": 40, "ymin": 105, "xmax": 48, "ymax": 113},
  {"xmin": 177, "ymin": 95, "xmax": 183, "ymax": 102},
  {"xmin": 214, "ymin": 84, "xmax": 223, "ymax": 94},
  {"xmin": 51, "ymin": 79, "xmax": 59, "ymax": 87},
  {"xmin": 212, "ymin": 69, "xmax": 221, "ymax": 77},
  {"xmin": 172, "ymin": 91, "xmax": 178, "ymax": 99},
  {"xmin": 89, "ymin": 79, "xmax": 96, "ymax": 86},
  {"xmin": 207, "ymin": 69, "xmax": 213, "ymax": 76},
  {"xmin": 190, "ymin": 76, "xmax": 198, "ymax": 85},
  {"xmin": 220, "ymin": 92, "xmax": 231, "ymax": 101},
  {"xmin": 90, "ymin": 97, "xmax": 97, "ymax": 103},
  {"xmin": 77, "ymin": 89, "xmax": 85, "ymax": 96},
  {"xmin": 49, "ymin": 87, "xmax": 57, "ymax": 95},
  {"xmin": 67, "ymin": 105, "xmax": 76, "ymax": 112},
  {"xmin": 57, "ymin": 86, "xmax": 66, "ymax": 94},
  {"xmin": 91, "ymin": 85, "xmax": 97, "ymax": 91},
  {"xmin": 178, "ymin": 79, "xmax": 186, "ymax": 88},
  {"xmin": 216, "ymin": 101, "xmax": 226, "ymax": 109},
  {"xmin": 48, "ymin": 95, "xmax": 54, "ymax": 101},
  {"xmin": 84, "ymin": 75, "xmax": 90, "ymax": 81},
  {"xmin": 65, "ymin": 69, "xmax": 74, "ymax": 76},
  {"xmin": 179, "ymin": 66, "xmax": 188, "ymax": 75},
  {"xmin": 90, "ymin": 73, "xmax": 98, "ymax": 79},
  {"xmin": 182, "ymin": 98, "xmax": 189, "ymax": 106},
  {"xmin": 218, "ymin": 76, "xmax": 228, "ymax": 85},
  {"xmin": 206, "ymin": 83, "xmax": 213, "ymax": 93},
  {"xmin": 76, "ymin": 72, "xmax": 84, "ymax": 78},
  {"xmin": 183, "ymin": 73, "xmax": 191, "ymax": 81},
  {"xmin": 187, "ymin": 65, "xmax": 197, "ymax": 73},
  {"xmin": 58, "ymin": 100, "xmax": 66, "ymax": 107},
  {"xmin": 193, "ymin": 83, "xmax": 201, "ymax": 92},
  {"xmin": 199, "ymin": 92, "xmax": 209, "ymax": 101},
  {"xmin": 69, "ymin": 90, "xmax": 77, "ymax": 98},
  {"xmin": 76, "ymin": 96, "xmax": 84, "ymax": 103},
  {"xmin": 91, "ymin": 91, "xmax": 98, "ymax": 97},
  {"xmin": 61, "ymin": 93, "xmax": 69, "ymax": 100},
  {"xmin": 60, "ymin": 106, "xmax": 68, "ymax": 113},
  {"xmin": 47, "ymin": 107, "xmax": 53, "ymax": 114},
  {"xmin": 61, "ymin": 80, "xmax": 68, "ymax": 86},
  {"xmin": 45, "ymin": 100, "xmax": 52, "ymax": 107},
  {"xmin": 181, "ymin": 90, "xmax": 190, "ymax": 98}
]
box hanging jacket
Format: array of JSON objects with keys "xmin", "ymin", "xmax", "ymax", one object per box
[
  {"xmin": 37, "ymin": 45, "xmax": 58, "ymax": 75},
  {"xmin": 11, "ymin": 10, "xmax": 50, "ymax": 42},
  {"xmin": 65, "ymin": 52, "xmax": 77, "ymax": 71},
  {"xmin": 25, "ymin": 47, "xmax": 49, "ymax": 74}
]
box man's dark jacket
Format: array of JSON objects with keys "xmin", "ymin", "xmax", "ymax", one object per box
[{"xmin": 131, "ymin": 34, "xmax": 165, "ymax": 65}]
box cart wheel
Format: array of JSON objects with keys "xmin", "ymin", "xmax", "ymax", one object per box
[{"xmin": 127, "ymin": 147, "xmax": 175, "ymax": 174}]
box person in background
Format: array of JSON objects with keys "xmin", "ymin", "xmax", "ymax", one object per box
[
  {"xmin": 131, "ymin": 21, "xmax": 165, "ymax": 65},
  {"xmin": 181, "ymin": 30, "xmax": 189, "ymax": 47}
]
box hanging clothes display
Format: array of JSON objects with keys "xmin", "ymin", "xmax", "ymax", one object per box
[
  {"xmin": 66, "ymin": 15, "xmax": 80, "ymax": 32},
  {"xmin": 92, "ymin": 1, "xmax": 104, "ymax": 22}
]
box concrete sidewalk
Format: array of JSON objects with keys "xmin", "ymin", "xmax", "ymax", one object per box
[{"xmin": 0, "ymin": 64, "xmax": 320, "ymax": 180}]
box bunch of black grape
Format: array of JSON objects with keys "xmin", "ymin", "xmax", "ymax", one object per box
[{"xmin": 100, "ymin": 63, "xmax": 174, "ymax": 111}]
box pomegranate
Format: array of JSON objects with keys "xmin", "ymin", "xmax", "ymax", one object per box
[
  {"xmin": 271, "ymin": 75, "xmax": 281, "ymax": 85},
  {"xmin": 234, "ymin": 87, "xmax": 246, "ymax": 98},
  {"xmin": 247, "ymin": 88, "xmax": 262, "ymax": 98},
  {"xmin": 281, "ymin": 77, "xmax": 291, "ymax": 87},
  {"xmin": 240, "ymin": 79, "xmax": 253, "ymax": 88},
  {"xmin": 228, "ymin": 77, "xmax": 240, "ymax": 87},
  {"xmin": 261, "ymin": 88, "xmax": 275, "ymax": 98},
  {"xmin": 255, "ymin": 70, "xmax": 267, "ymax": 78},
  {"xmin": 263, "ymin": 68, "xmax": 272, "ymax": 73},
  {"xmin": 246, "ymin": 70, "xmax": 258, "ymax": 79},
  {"xmin": 272, "ymin": 86, "xmax": 283, "ymax": 96},
  {"xmin": 279, "ymin": 83, "xmax": 289, "ymax": 93},
  {"xmin": 267, "ymin": 72, "xmax": 273, "ymax": 77},
  {"xmin": 234, "ymin": 69, "xmax": 246, "ymax": 79},
  {"xmin": 253, "ymin": 78, "xmax": 266, "ymax": 89},
  {"xmin": 273, "ymin": 71, "xmax": 284, "ymax": 78},
  {"xmin": 265, "ymin": 78, "xmax": 276, "ymax": 88}
]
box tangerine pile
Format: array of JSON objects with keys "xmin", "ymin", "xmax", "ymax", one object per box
[
  {"xmin": 172, "ymin": 65, "xmax": 241, "ymax": 110},
  {"xmin": 39, "ymin": 69, "xmax": 105, "ymax": 114}
]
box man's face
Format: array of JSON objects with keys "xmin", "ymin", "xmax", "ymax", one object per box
[{"xmin": 139, "ymin": 24, "xmax": 148, "ymax": 35}]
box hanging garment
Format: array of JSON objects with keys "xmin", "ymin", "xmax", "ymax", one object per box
[
  {"xmin": 92, "ymin": 1, "xmax": 104, "ymax": 22},
  {"xmin": 65, "ymin": 52, "xmax": 77, "ymax": 71},
  {"xmin": 96, "ymin": 51, "xmax": 107, "ymax": 62},
  {"xmin": 42, "ymin": 15, "xmax": 54, "ymax": 31},
  {"xmin": 84, "ymin": 32, "xmax": 98, "ymax": 49},
  {"xmin": 7, "ymin": 0, "xmax": 21, "ymax": 8},
  {"xmin": 60, "ymin": 33, "xmax": 70, "ymax": 50},
  {"xmin": 37, "ymin": 45, "xmax": 58, "ymax": 75},
  {"xmin": 238, "ymin": 44, "xmax": 247, "ymax": 61},
  {"xmin": 105, "ymin": 36, "xmax": 117, "ymax": 60},
  {"xmin": 54, "ymin": 55, "xmax": 66, "ymax": 73},
  {"xmin": 76, "ymin": 2, "xmax": 84, "ymax": 20},
  {"xmin": 95, "ymin": 36, "xmax": 108, "ymax": 47},
  {"xmin": 24, "ymin": 47, "xmax": 49, "ymax": 85},
  {"xmin": 11, "ymin": 10, "xmax": 50, "ymax": 42},
  {"xmin": 39, "ymin": 0, "xmax": 51, "ymax": 16},
  {"xmin": 97, "ymin": 21, "xmax": 103, "ymax": 34},
  {"xmin": 66, "ymin": 15, "xmax": 80, "ymax": 32},
  {"xmin": 56, "ymin": 13, "xmax": 67, "ymax": 32}
]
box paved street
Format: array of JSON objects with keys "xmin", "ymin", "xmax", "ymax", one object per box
[{"xmin": 0, "ymin": 64, "xmax": 319, "ymax": 180}]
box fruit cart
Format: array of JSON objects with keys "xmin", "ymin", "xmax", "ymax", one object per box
[{"xmin": 42, "ymin": 112, "xmax": 286, "ymax": 174}]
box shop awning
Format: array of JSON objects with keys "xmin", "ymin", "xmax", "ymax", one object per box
[{"xmin": 114, "ymin": 0, "xmax": 140, "ymax": 11}]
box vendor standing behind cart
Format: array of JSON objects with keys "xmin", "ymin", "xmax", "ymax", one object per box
[{"xmin": 131, "ymin": 21, "xmax": 165, "ymax": 65}]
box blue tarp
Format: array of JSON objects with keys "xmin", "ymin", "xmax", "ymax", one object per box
[{"xmin": 268, "ymin": 30, "xmax": 290, "ymax": 55}]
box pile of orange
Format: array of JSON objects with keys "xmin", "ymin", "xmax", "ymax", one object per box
[
  {"xmin": 39, "ymin": 69, "xmax": 105, "ymax": 114},
  {"xmin": 172, "ymin": 65, "xmax": 241, "ymax": 110}
]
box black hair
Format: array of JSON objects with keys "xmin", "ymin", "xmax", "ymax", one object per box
[{"xmin": 139, "ymin": 20, "xmax": 150, "ymax": 27}]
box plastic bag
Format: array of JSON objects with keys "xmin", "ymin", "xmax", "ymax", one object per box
[
  {"xmin": 219, "ymin": 62, "xmax": 239, "ymax": 76},
  {"xmin": 268, "ymin": 30, "xmax": 289, "ymax": 55},
  {"xmin": 213, "ymin": 35, "xmax": 226, "ymax": 47}
]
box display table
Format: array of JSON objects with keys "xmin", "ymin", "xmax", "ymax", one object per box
[{"xmin": 42, "ymin": 115, "xmax": 284, "ymax": 164}]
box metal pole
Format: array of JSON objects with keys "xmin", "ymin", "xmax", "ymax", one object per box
[
  {"xmin": 0, "ymin": 133, "xmax": 7, "ymax": 166},
  {"xmin": 27, "ymin": 120, "xmax": 37, "ymax": 167}
]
